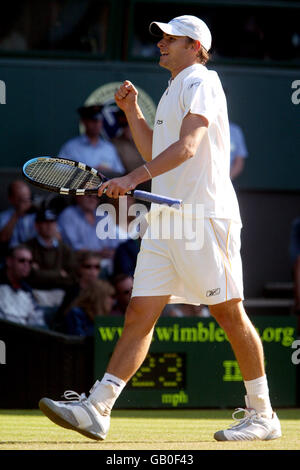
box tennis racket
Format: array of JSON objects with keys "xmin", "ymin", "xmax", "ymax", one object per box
[{"xmin": 22, "ymin": 157, "xmax": 182, "ymax": 207}]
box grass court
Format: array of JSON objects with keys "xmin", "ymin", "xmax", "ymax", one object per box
[{"xmin": 1, "ymin": 408, "xmax": 299, "ymax": 451}]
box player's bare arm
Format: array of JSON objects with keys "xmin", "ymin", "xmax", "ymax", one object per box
[
  {"xmin": 98, "ymin": 112, "xmax": 208, "ymax": 198},
  {"xmin": 145, "ymin": 112, "xmax": 208, "ymax": 178},
  {"xmin": 115, "ymin": 81, "xmax": 153, "ymax": 161}
]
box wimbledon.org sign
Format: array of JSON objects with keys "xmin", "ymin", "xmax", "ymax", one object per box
[{"xmin": 97, "ymin": 321, "xmax": 295, "ymax": 346}]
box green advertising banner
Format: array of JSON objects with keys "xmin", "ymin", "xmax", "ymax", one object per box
[{"xmin": 94, "ymin": 316, "xmax": 297, "ymax": 408}]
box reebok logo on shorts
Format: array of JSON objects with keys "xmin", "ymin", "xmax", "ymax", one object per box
[
  {"xmin": 206, "ymin": 288, "xmax": 221, "ymax": 297},
  {"xmin": 156, "ymin": 120, "xmax": 163, "ymax": 125}
]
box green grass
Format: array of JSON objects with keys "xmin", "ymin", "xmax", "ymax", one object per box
[{"xmin": 0, "ymin": 408, "xmax": 299, "ymax": 450}]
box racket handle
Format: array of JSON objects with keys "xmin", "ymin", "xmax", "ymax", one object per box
[{"xmin": 132, "ymin": 190, "xmax": 182, "ymax": 208}]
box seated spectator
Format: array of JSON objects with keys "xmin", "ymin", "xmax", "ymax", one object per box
[
  {"xmin": 110, "ymin": 110, "xmax": 151, "ymax": 192},
  {"xmin": 111, "ymin": 274, "xmax": 133, "ymax": 316},
  {"xmin": 58, "ymin": 104, "xmax": 125, "ymax": 176},
  {"xmin": 58, "ymin": 194, "xmax": 128, "ymax": 273},
  {"xmin": 26, "ymin": 207, "xmax": 75, "ymax": 289},
  {"xmin": 113, "ymin": 238, "xmax": 141, "ymax": 278},
  {"xmin": 111, "ymin": 110, "xmax": 145, "ymax": 172},
  {"xmin": 52, "ymin": 250, "xmax": 102, "ymax": 331},
  {"xmin": 65, "ymin": 279, "xmax": 115, "ymax": 336},
  {"xmin": 0, "ymin": 180, "xmax": 37, "ymax": 257},
  {"xmin": 58, "ymin": 195, "xmax": 103, "ymax": 252},
  {"xmin": 0, "ymin": 245, "xmax": 46, "ymax": 328},
  {"xmin": 229, "ymin": 122, "xmax": 248, "ymax": 181}
]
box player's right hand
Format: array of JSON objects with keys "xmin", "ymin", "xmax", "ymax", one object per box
[{"xmin": 114, "ymin": 80, "xmax": 138, "ymax": 112}]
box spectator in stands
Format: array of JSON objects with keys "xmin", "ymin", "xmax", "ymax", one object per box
[
  {"xmin": 58, "ymin": 195, "xmax": 102, "ymax": 252},
  {"xmin": 110, "ymin": 110, "xmax": 151, "ymax": 194},
  {"xmin": 52, "ymin": 250, "xmax": 102, "ymax": 331},
  {"xmin": 113, "ymin": 238, "xmax": 141, "ymax": 278},
  {"xmin": 111, "ymin": 110, "xmax": 145, "ymax": 173},
  {"xmin": 229, "ymin": 122, "xmax": 248, "ymax": 180},
  {"xmin": 58, "ymin": 194, "xmax": 128, "ymax": 274},
  {"xmin": 0, "ymin": 245, "xmax": 46, "ymax": 328},
  {"xmin": 65, "ymin": 279, "xmax": 115, "ymax": 336},
  {"xmin": 290, "ymin": 216, "xmax": 300, "ymax": 330},
  {"xmin": 58, "ymin": 104, "xmax": 125, "ymax": 176},
  {"xmin": 111, "ymin": 274, "xmax": 133, "ymax": 316},
  {"xmin": 0, "ymin": 180, "xmax": 37, "ymax": 256},
  {"xmin": 26, "ymin": 207, "xmax": 75, "ymax": 289}
]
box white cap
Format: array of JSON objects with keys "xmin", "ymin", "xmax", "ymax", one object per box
[{"xmin": 149, "ymin": 15, "xmax": 212, "ymax": 51}]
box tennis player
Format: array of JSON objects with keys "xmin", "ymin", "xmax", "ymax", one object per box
[{"xmin": 39, "ymin": 15, "xmax": 281, "ymax": 441}]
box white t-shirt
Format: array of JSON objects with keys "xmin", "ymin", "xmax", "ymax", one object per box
[{"xmin": 151, "ymin": 64, "xmax": 241, "ymax": 223}]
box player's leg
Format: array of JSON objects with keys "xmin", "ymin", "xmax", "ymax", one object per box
[
  {"xmin": 105, "ymin": 295, "xmax": 170, "ymax": 381},
  {"xmin": 209, "ymin": 298, "xmax": 265, "ymax": 381},
  {"xmin": 175, "ymin": 216, "xmax": 281, "ymax": 441},
  {"xmin": 209, "ymin": 298, "xmax": 281, "ymax": 441},
  {"xmin": 87, "ymin": 295, "xmax": 169, "ymax": 416},
  {"xmin": 39, "ymin": 294, "xmax": 169, "ymax": 441}
]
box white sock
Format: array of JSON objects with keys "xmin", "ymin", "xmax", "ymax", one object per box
[
  {"xmin": 244, "ymin": 374, "xmax": 273, "ymax": 418},
  {"xmin": 89, "ymin": 373, "xmax": 126, "ymax": 415}
]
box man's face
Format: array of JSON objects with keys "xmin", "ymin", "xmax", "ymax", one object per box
[
  {"xmin": 9, "ymin": 183, "xmax": 32, "ymax": 212},
  {"xmin": 36, "ymin": 220, "xmax": 57, "ymax": 239},
  {"xmin": 82, "ymin": 117, "xmax": 102, "ymax": 138},
  {"xmin": 79, "ymin": 256, "xmax": 101, "ymax": 283},
  {"xmin": 157, "ymin": 33, "xmax": 196, "ymax": 76},
  {"xmin": 7, "ymin": 248, "xmax": 33, "ymax": 280}
]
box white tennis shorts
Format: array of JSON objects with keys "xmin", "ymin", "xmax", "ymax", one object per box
[{"xmin": 132, "ymin": 216, "xmax": 244, "ymax": 305}]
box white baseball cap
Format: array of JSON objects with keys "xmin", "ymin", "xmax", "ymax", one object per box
[{"xmin": 149, "ymin": 15, "xmax": 212, "ymax": 51}]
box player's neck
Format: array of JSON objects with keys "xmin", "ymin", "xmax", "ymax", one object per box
[{"xmin": 169, "ymin": 59, "xmax": 199, "ymax": 79}]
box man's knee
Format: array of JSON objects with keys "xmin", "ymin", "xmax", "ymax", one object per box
[
  {"xmin": 124, "ymin": 298, "xmax": 146, "ymax": 324},
  {"xmin": 124, "ymin": 296, "xmax": 168, "ymax": 332},
  {"xmin": 209, "ymin": 298, "xmax": 245, "ymax": 330}
]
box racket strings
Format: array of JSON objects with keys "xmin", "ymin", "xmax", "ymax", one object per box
[{"xmin": 26, "ymin": 161, "xmax": 101, "ymax": 189}]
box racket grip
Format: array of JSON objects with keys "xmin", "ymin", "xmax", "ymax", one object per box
[{"xmin": 132, "ymin": 190, "xmax": 182, "ymax": 208}]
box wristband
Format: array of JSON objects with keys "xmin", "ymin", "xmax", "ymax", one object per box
[{"xmin": 143, "ymin": 164, "xmax": 153, "ymax": 179}]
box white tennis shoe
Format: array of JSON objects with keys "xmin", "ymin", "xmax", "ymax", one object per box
[
  {"xmin": 39, "ymin": 390, "xmax": 110, "ymax": 441},
  {"xmin": 214, "ymin": 408, "xmax": 282, "ymax": 441}
]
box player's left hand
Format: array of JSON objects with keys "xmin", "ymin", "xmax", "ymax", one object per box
[{"xmin": 98, "ymin": 175, "xmax": 136, "ymax": 198}]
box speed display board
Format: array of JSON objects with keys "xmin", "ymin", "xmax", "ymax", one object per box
[
  {"xmin": 128, "ymin": 352, "xmax": 186, "ymax": 390},
  {"xmin": 94, "ymin": 316, "xmax": 297, "ymax": 408}
]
